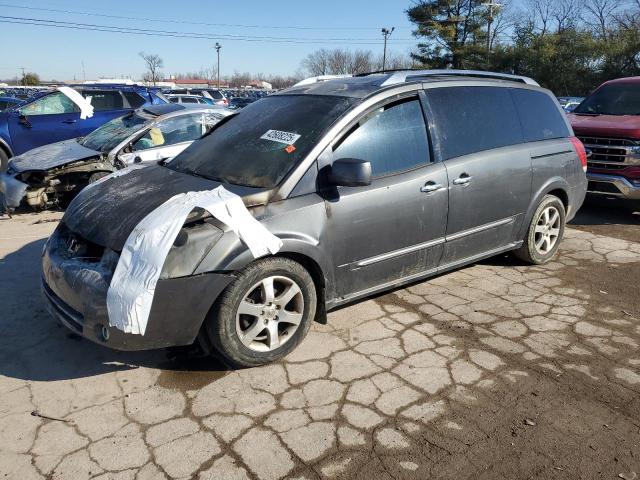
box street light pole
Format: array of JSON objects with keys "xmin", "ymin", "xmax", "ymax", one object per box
[
  {"xmin": 381, "ymin": 27, "xmax": 394, "ymax": 71},
  {"xmin": 482, "ymin": 1, "xmax": 501, "ymax": 65},
  {"xmin": 215, "ymin": 42, "xmax": 222, "ymax": 88}
]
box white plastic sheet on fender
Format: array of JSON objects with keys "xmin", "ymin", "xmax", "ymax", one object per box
[{"xmin": 106, "ymin": 186, "xmax": 283, "ymax": 335}]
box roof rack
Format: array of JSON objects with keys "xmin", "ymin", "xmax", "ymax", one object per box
[
  {"xmin": 380, "ymin": 69, "xmax": 539, "ymax": 87},
  {"xmin": 293, "ymin": 74, "xmax": 352, "ymax": 87}
]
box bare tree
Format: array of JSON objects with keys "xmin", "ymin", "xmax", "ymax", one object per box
[
  {"xmin": 552, "ymin": 0, "xmax": 584, "ymax": 32},
  {"xmin": 583, "ymin": 0, "xmax": 621, "ymax": 36},
  {"xmin": 139, "ymin": 52, "xmax": 164, "ymax": 85},
  {"xmin": 302, "ymin": 49, "xmax": 332, "ymax": 76},
  {"xmin": 524, "ymin": 0, "xmax": 554, "ymax": 35}
]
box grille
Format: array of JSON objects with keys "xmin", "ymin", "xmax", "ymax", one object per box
[{"xmin": 579, "ymin": 136, "xmax": 639, "ymax": 171}]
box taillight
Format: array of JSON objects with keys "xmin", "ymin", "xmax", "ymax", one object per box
[{"xmin": 569, "ymin": 136, "xmax": 588, "ymax": 172}]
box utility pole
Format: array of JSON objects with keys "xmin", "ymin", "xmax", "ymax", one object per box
[
  {"xmin": 20, "ymin": 67, "xmax": 25, "ymax": 86},
  {"xmin": 381, "ymin": 27, "xmax": 394, "ymax": 71},
  {"xmin": 81, "ymin": 60, "xmax": 86, "ymax": 81},
  {"xmin": 482, "ymin": 1, "xmax": 501, "ymax": 65},
  {"xmin": 215, "ymin": 42, "xmax": 222, "ymax": 88}
]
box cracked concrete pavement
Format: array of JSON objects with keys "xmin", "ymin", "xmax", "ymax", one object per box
[{"xmin": 0, "ymin": 205, "xmax": 639, "ymax": 480}]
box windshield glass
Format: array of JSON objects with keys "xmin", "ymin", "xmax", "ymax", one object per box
[
  {"xmin": 167, "ymin": 94, "xmax": 357, "ymax": 188},
  {"xmin": 79, "ymin": 112, "xmax": 151, "ymax": 152},
  {"xmin": 574, "ymin": 83, "xmax": 640, "ymax": 115}
]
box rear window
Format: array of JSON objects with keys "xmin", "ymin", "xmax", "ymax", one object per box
[
  {"xmin": 84, "ymin": 91, "xmax": 124, "ymax": 111},
  {"xmin": 425, "ymin": 86, "xmax": 523, "ymax": 160},
  {"xmin": 511, "ymin": 89, "xmax": 570, "ymax": 142}
]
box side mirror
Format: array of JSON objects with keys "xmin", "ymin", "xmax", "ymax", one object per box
[
  {"xmin": 328, "ymin": 158, "xmax": 372, "ymax": 187},
  {"xmin": 19, "ymin": 115, "xmax": 32, "ymax": 128}
]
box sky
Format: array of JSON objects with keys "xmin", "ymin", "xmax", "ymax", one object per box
[{"xmin": 0, "ymin": 0, "xmax": 421, "ymax": 82}]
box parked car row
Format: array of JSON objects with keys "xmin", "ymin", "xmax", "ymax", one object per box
[
  {"xmin": 37, "ymin": 70, "xmax": 589, "ymax": 367},
  {"xmin": 1, "ymin": 104, "xmax": 232, "ymax": 209},
  {"xmin": 0, "ymin": 84, "xmax": 167, "ymax": 171}
]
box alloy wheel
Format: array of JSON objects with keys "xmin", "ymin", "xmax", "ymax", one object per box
[
  {"xmin": 534, "ymin": 206, "xmax": 561, "ymax": 254},
  {"xmin": 235, "ymin": 275, "xmax": 304, "ymax": 352}
]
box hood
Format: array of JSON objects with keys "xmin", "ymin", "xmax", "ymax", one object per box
[
  {"xmin": 11, "ymin": 138, "xmax": 100, "ymax": 173},
  {"xmin": 568, "ymin": 113, "xmax": 640, "ymax": 139},
  {"xmin": 63, "ymin": 164, "xmax": 267, "ymax": 251}
]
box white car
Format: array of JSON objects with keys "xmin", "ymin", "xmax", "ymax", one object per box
[{"xmin": 0, "ymin": 104, "xmax": 233, "ymax": 210}]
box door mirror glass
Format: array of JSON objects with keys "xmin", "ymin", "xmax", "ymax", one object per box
[{"xmin": 328, "ymin": 158, "xmax": 372, "ymax": 187}]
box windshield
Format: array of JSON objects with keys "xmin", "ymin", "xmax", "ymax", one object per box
[
  {"xmin": 79, "ymin": 112, "xmax": 151, "ymax": 152},
  {"xmin": 167, "ymin": 94, "xmax": 357, "ymax": 188},
  {"xmin": 574, "ymin": 83, "xmax": 640, "ymax": 115}
]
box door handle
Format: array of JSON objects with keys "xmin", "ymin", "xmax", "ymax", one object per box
[
  {"xmin": 62, "ymin": 119, "xmax": 77, "ymax": 124},
  {"xmin": 420, "ymin": 182, "xmax": 443, "ymax": 193},
  {"xmin": 453, "ymin": 174, "xmax": 473, "ymax": 186}
]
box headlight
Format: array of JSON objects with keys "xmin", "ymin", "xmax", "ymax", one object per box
[{"xmin": 160, "ymin": 221, "xmax": 224, "ymax": 279}]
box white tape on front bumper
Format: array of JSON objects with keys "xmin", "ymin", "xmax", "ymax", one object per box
[
  {"xmin": 106, "ymin": 186, "xmax": 282, "ymax": 335},
  {"xmin": 57, "ymin": 86, "xmax": 94, "ymax": 120}
]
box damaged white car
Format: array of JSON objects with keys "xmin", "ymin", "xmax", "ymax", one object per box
[{"xmin": 0, "ymin": 104, "xmax": 232, "ymax": 210}]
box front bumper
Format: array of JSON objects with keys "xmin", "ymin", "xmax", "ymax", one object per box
[
  {"xmin": 0, "ymin": 172, "xmax": 28, "ymax": 208},
  {"xmin": 41, "ymin": 232, "xmax": 233, "ymax": 351},
  {"xmin": 587, "ymin": 172, "xmax": 640, "ymax": 200}
]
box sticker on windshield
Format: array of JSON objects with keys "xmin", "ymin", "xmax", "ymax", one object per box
[{"xmin": 260, "ymin": 129, "xmax": 301, "ymax": 146}]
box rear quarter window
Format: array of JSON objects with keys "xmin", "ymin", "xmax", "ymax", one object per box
[
  {"xmin": 123, "ymin": 92, "xmax": 146, "ymax": 108},
  {"xmin": 84, "ymin": 91, "xmax": 124, "ymax": 111},
  {"xmin": 424, "ymin": 86, "xmax": 524, "ymax": 161},
  {"xmin": 511, "ymin": 89, "xmax": 570, "ymax": 142}
]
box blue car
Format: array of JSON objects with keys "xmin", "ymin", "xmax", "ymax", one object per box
[
  {"xmin": 0, "ymin": 97, "xmax": 23, "ymax": 112},
  {"xmin": 0, "ymin": 85, "xmax": 166, "ymax": 171}
]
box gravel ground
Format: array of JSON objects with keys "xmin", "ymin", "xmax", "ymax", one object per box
[{"xmin": 0, "ymin": 202, "xmax": 639, "ymax": 480}]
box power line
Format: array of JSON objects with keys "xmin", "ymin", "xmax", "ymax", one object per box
[
  {"xmin": 0, "ymin": 2, "xmax": 412, "ymax": 32},
  {"xmin": 0, "ymin": 15, "xmax": 417, "ymax": 44}
]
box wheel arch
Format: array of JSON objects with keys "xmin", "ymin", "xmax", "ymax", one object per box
[{"xmin": 518, "ymin": 177, "xmax": 570, "ymax": 240}]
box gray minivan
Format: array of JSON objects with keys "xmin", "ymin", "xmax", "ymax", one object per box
[{"xmin": 42, "ymin": 70, "xmax": 588, "ymax": 367}]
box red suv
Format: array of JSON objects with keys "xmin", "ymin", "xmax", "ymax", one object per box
[{"xmin": 568, "ymin": 77, "xmax": 640, "ymax": 200}]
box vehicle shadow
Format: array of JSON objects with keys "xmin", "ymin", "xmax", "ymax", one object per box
[
  {"xmin": 570, "ymin": 197, "xmax": 640, "ymax": 227},
  {"xmin": 0, "ymin": 238, "xmax": 230, "ymax": 383}
]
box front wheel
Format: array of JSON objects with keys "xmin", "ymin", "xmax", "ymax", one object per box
[
  {"xmin": 515, "ymin": 195, "xmax": 566, "ymax": 265},
  {"xmin": 203, "ymin": 257, "xmax": 317, "ymax": 368}
]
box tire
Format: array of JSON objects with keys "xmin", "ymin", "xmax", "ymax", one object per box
[
  {"xmin": 204, "ymin": 257, "xmax": 317, "ymax": 368},
  {"xmin": 0, "ymin": 148, "xmax": 8, "ymax": 173},
  {"xmin": 515, "ymin": 195, "xmax": 566, "ymax": 265}
]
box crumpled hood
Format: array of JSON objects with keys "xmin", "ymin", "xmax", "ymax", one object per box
[
  {"xmin": 10, "ymin": 138, "xmax": 100, "ymax": 173},
  {"xmin": 568, "ymin": 113, "xmax": 640, "ymax": 139},
  {"xmin": 63, "ymin": 164, "xmax": 267, "ymax": 251}
]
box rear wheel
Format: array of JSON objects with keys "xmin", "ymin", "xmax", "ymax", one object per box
[
  {"xmin": 204, "ymin": 257, "xmax": 317, "ymax": 368},
  {"xmin": 515, "ymin": 195, "xmax": 566, "ymax": 265}
]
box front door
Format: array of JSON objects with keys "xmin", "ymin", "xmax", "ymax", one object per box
[
  {"xmin": 8, "ymin": 91, "xmax": 81, "ymax": 154},
  {"xmin": 423, "ymin": 86, "xmax": 532, "ymax": 265},
  {"xmin": 321, "ymin": 96, "xmax": 448, "ymax": 299}
]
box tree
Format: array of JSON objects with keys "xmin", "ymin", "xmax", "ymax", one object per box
[
  {"xmin": 406, "ymin": 0, "xmax": 488, "ymax": 69},
  {"xmin": 139, "ymin": 52, "xmax": 164, "ymax": 85},
  {"xmin": 21, "ymin": 72, "xmax": 40, "ymax": 86}
]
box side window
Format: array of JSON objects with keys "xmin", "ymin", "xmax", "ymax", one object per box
[
  {"xmin": 133, "ymin": 114, "xmax": 203, "ymax": 150},
  {"xmin": 511, "ymin": 89, "xmax": 570, "ymax": 142},
  {"xmin": 424, "ymin": 86, "xmax": 523, "ymax": 161},
  {"xmin": 123, "ymin": 91, "xmax": 146, "ymax": 108},
  {"xmin": 182, "ymin": 97, "xmax": 198, "ymax": 104},
  {"xmin": 85, "ymin": 91, "xmax": 124, "ymax": 111},
  {"xmin": 19, "ymin": 92, "xmax": 79, "ymax": 116},
  {"xmin": 332, "ymin": 98, "xmax": 430, "ymax": 178}
]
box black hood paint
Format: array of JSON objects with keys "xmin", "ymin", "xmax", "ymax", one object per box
[{"xmin": 63, "ymin": 165, "xmax": 265, "ymax": 251}]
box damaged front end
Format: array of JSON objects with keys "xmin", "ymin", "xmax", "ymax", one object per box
[
  {"xmin": 3, "ymin": 158, "xmax": 114, "ymax": 210},
  {"xmin": 42, "ymin": 219, "xmax": 234, "ymax": 350}
]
